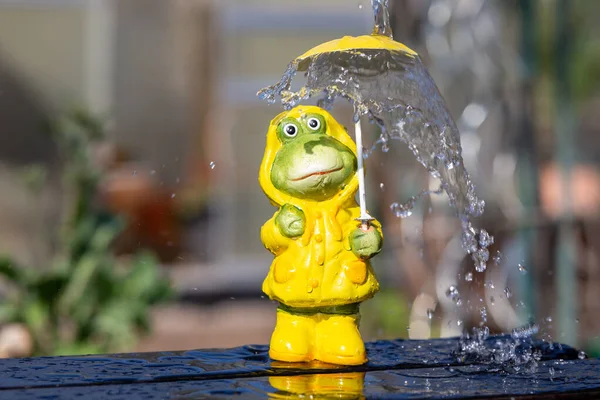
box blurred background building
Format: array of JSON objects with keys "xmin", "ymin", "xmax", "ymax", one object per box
[{"xmin": 0, "ymin": 0, "xmax": 598, "ymax": 357}]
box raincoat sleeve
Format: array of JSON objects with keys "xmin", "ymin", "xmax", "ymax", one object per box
[{"xmin": 261, "ymin": 211, "xmax": 290, "ymax": 256}]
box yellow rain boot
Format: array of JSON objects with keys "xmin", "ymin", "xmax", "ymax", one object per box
[
  {"xmin": 315, "ymin": 313, "xmax": 367, "ymax": 365},
  {"xmin": 269, "ymin": 308, "xmax": 316, "ymax": 363}
]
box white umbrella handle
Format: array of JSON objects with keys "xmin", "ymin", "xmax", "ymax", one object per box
[{"xmin": 355, "ymin": 119, "xmax": 373, "ymax": 228}]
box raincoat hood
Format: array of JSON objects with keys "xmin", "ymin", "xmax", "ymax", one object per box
[{"xmin": 259, "ymin": 105, "xmax": 359, "ymax": 211}]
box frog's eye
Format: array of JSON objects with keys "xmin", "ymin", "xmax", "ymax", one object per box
[
  {"xmin": 307, "ymin": 117, "xmax": 321, "ymax": 131},
  {"xmin": 283, "ymin": 123, "xmax": 298, "ymax": 137}
]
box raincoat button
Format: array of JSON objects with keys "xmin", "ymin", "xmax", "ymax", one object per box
[{"xmin": 315, "ymin": 234, "xmax": 323, "ymax": 243}]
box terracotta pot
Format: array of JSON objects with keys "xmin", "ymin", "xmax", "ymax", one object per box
[{"xmin": 100, "ymin": 164, "xmax": 181, "ymax": 263}]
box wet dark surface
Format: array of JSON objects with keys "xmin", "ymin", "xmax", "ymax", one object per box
[{"xmin": 0, "ymin": 336, "xmax": 598, "ymax": 399}]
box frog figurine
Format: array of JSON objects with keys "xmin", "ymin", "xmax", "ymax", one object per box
[{"xmin": 259, "ymin": 105, "xmax": 383, "ymax": 366}]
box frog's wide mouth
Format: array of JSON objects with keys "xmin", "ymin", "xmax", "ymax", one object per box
[{"xmin": 290, "ymin": 166, "xmax": 344, "ymax": 181}]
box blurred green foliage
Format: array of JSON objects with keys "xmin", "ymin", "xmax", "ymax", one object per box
[
  {"xmin": 535, "ymin": 0, "xmax": 600, "ymax": 106},
  {"xmin": 0, "ymin": 109, "xmax": 172, "ymax": 356},
  {"xmin": 361, "ymin": 289, "xmax": 411, "ymax": 340},
  {"xmin": 586, "ymin": 337, "xmax": 600, "ymax": 359}
]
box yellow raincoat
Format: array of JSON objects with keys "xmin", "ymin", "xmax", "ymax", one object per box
[{"xmin": 259, "ymin": 106, "xmax": 382, "ymax": 309}]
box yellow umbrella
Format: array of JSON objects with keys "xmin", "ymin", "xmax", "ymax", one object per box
[{"xmin": 295, "ymin": 34, "xmax": 417, "ymax": 63}]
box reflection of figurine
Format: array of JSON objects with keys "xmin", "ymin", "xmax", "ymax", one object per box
[
  {"xmin": 269, "ymin": 371, "xmax": 366, "ymax": 399},
  {"xmin": 259, "ymin": 105, "xmax": 383, "ymax": 365}
]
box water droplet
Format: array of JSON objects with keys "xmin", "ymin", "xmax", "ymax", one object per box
[
  {"xmin": 474, "ymin": 255, "xmax": 488, "ymax": 272},
  {"xmin": 479, "ymin": 229, "xmax": 494, "ymax": 247},
  {"xmin": 462, "ymin": 228, "xmax": 478, "ymax": 254},
  {"xmin": 446, "ymin": 285, "xmax": 459, "ymax": 299},
  {"xmin": 379, "ymin": 182, "xmax": 385, "ymax": 191},
  {"xmin": 381, "ymin": 143, "xmax": 390, "ymax": 153},
  {"xmin": 209, "ymin": 161, "xmax": 216, "ymax": 169},
  {"xmin": 518, "ymin": 263, "xmax": 527, "ymax": 274},
  {"xmin": 480, "ymin": 307, "xmax": 488, "ymax": 323},
  {"xmin": 465, "ymin": 272, "xmax": 473, "ymax": 282},
  {"xmin": 171, "ymin": 193, "xmax": 176, "ymax": 198},
  {"xmin": 150, "ymin": 170, "xmax": 156, "ymax": 175},
  {"xmin": 504, "ymin": 287, "xmax": 512, "ymax": 299},
  {"xmin": 176, "ymin": 177, "xmax": 180, "ymax": 184},
  {"xmin": 511, "ymin": 324, "xmax": 539, "ymax": 339},
  {"xmin": 484, "ymin": 280, "xmax": 495, "ymax": 289},
  {"xmin": 549, "ymin": 366, "xmax": 555, "ymax": 377},
  {"xmin": 578, "ymin": 351, "xmax": 586, "ymax": 359},
  {"xmin": 457, "ymin": 320, "xmax": 463, "ymax": 326},
  {"xmin": 132, "ymin": 170, "xmax": 137, "ymax": 176},
  {"xmin": 358, "ymin": 3, "xmax": 363, "ymax": 9},
  {"xmin": 230, "ymin": 297, "xmax": 235, "ymax": 300},
  {"xmin": 545, "ymin": 316, "xmax": 553, "ymax": 323},
  {"xmin": 492, "ymin": 251, "xmax": 502, "ymax": 265},
  {"xmin": 390, "ymin": 202, "xmax": 413, "ymax": 218},
  {"xmin": 427, "ymin": 308, "xmax": 433, "ymax": 320},
  {"xmin": 490, "ymin": 296, "xmax": 495, "ymax": 305}
]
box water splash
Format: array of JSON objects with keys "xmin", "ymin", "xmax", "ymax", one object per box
[
  {"xmin": 371, "ymin": 0, "xmax": 393, "ymax": 38},
  {"xmin": 257, "ymin": 0, "xmax": 492, "ymax": 272},
  {"xmin": 457, "ymin": 325, "xmax": 544, "ymax": 374},
  {"xmin": 390, "ymin": 186, "xmax": 443, "ymax": 218}
]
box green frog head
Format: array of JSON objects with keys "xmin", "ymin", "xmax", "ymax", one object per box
[{"xmin": 269, "ymin": 109, "xmax": 357, "ymax": 202}]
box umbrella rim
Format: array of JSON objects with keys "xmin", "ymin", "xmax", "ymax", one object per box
[{"xmin": 295, "ymin": 34, "xmax": 418, "ymax": 62}]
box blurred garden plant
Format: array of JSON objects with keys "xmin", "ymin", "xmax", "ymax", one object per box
[{"xmin": 0, "ymin": 109, "xmax": 172, "ymax": 356}]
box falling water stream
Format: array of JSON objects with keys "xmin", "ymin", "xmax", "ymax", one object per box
[{"xmin": 258, "ymin": 0, "xmax": 545, "ymax": 370}]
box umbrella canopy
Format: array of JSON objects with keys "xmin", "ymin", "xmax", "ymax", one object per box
[{"xmin": 295, "ymin": 34, "xmax": 417, "ymax": 63}]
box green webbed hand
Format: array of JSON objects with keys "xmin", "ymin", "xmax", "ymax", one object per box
[
  {"xmin": 275, "ymin": 204, "xmax": 305, "ymax": 238},
  {"xmin": 349, "ymin": 226, "xmax": 382, "ymax": 259}
]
